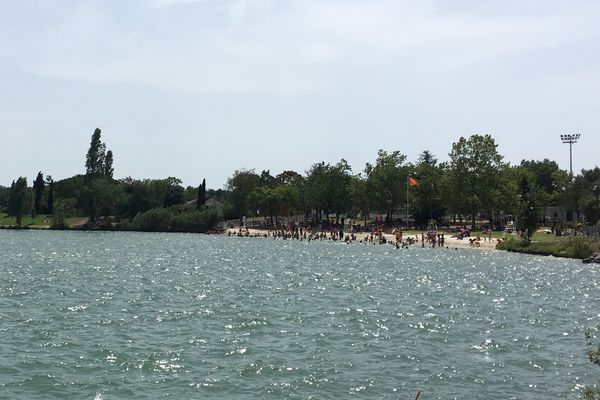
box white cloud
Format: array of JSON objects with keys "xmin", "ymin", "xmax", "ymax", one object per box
[
  {"xmin": 1, "ymin": 0, "xmax": 600, "ymax": 188},
  {"xmin": 1, "ymin": 0, "xmax": 598, "ymax": 96}
]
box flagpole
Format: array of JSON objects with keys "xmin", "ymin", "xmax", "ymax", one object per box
[{"xmin": 406, "ymin": 175, "xmax": 409, "ymax": 230}]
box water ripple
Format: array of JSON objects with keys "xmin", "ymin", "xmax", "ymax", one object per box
[{"xmin": 0, "ymin": 230, "xmax": 599, "ymax": 399}]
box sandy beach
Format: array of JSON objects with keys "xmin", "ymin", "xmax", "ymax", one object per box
[{"xmin": 225, "ymin": 227, "xmax": 499, "ymax": 251}]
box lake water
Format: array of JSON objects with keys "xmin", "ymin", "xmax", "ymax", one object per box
[{"xmin": 0, "ymin": 230, "xmax": 599, "ymax": 399}]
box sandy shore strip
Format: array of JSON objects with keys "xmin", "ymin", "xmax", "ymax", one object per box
[{"xmin": 224, "ymin": 227, "xmax": 499, "ymax": 251}]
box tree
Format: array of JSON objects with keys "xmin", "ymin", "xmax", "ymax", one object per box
[
  {"xmin": 583, "ymin": 328, "xmax": 600, "ymax": 399},
  {"xmin": 80, "ymin": 178, "xmax": 125, "ymax": 226},
  {"xmin": 85, "ymin": 128, "xmax": 113, "ymax": 178},
  {"xmin": 447, "ymin": 134, "xmax": 506, "ymax": 229},
  {"xmin": 328, "ymin": 159, "xmax": 353, "ymax": 222},
  {"xmin": 7, "ymin": 177, "xmax": 30, "ymax": 227},
  {"xmin": 365, "ymin": 150, "xmax": 408, "ymax": 226},
  {"xmin": 305, "ymin": 162, "xmax": 329, "ymax": 222},
  {"xmin": 197, "ymin": 178, "xmax": 206, "ymax": 209},
  {"xmin": 305, "ymin": 160, "xmax": 352, "ymax": 223},
  {"xmin": 559, "ymin": 176, "xmax": 586, "ymax": 223},
  {"xmin": 249, "ymin": 176, "xmax": 301, "ymax": 225},
  {"xmin": 580, "ymin": 168, "xmax": 600, "ymax": 226},
  {"xmin": 226, "ymin": 169, "xmax": 261, "ymax": 218},
  {"xmin": 350, "ymin": 175, "xmax": 370, "ymax": 225},
  {"xmin": 33, "ymin": 171, "xmax": 45, "ymax": 215},
  {"xmin": 516, "ymin": 172, "xmax": 539, "ymax": 239},
  {"xmin": 104, "ymin": 150, "xmax": 114, "ymax": 178},
  {"xmin": 276, "ymin": 182, "xmax": 301, "ymax": 220},
  {"xmin": 277, "ymin": 171, "xmax": 306, "ymax": 219},
  {"xmin": 520, "ymin": 159, "xmax": 568, "ymax": 206},
  {"xmin": 412, "ymin": 151, "xmax": 446, "ymax": 227},
  {"xmin": 260, "ymin": 170, "xmax": 276, "ymax": 188},
  {"xmin": 249, "ymin": 185, "xmax": 282, "ymax": 225},
  {"xmin": 0, "ymin": 186, "xmax": 10, "ymax": 209},
  {"xmin": 47, "ymin": 177, "xmax": 54, "ymax": 215},
  {"xmin": 122, "ymin": 179, "xmax": 160, "ymax": 219},
  {"xmin": 151, "ymin": 177, "xmax": 185, "ymax": 208},
  {"xmin": 86, "ymin": 128, "xmax": 105, "ymax": 176}
]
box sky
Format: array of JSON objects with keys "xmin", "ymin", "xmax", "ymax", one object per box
[{"xmin": 1, "ymin": 0, "xmax": 599, "ymax": 189}]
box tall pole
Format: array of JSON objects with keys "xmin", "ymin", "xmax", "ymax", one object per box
[
  {"xmin": 569, "ymin": 141, "xmax": 573, "ymax": 177},
  {"xmin": 406, "ymin": 175, "xmax": 409, "ymax": 230},
  {"xmin": 560, "ymin": 134, "xmax": 581, "ymax": 177}
]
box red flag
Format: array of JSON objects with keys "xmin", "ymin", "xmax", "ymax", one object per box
[{"xmin": 409, "ymin": 177, "xmax": 419, "ymax": 187}]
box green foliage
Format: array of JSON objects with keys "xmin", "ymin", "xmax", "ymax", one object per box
[
  {"xmin": 412, "ymin": 151, "xmax": 446, "ymax": 227},
  {"xmin": 80, "ymin": 177, "xmax": 126, "ymax": 226},
  {"xmin": 305, "ymin": 160, "xmax": 352, "ymax": 222},
  {"xmin": 197, "ymin": 178, "xmax": 206, "ymax": 209},
  {"xmin": 119, "ymin": 177, "xmax": 185, "ymax": 220},
  {"xmin": 122, "ymin": 178, "xmax": 160, "ymax": 218},
  {"xmin": 127, "ymin": 207, "xmax": 219, "ymax": 233},
  {"xmin": 447, "ymin": 134, "xmax": 506, "ymax": 228},
  {"xmin": 33, "ymin": 171, "xmax": 44, "ymax": 215},
  {"xmin": 85, "ymin": 128, "xmax": 106, "ymax": 176},
  {"xmin": 584, "ymin": 197, "xmax": 600, "ymax": 226},
  {"xmin": 516, "ymin": 172, "xmax": 540, "ymax": 239},
  {"xmin": 277, "ymin": 171, "xmax": 306, "ymax": 216},
  {"xmin": 151, "ymin": 177, "xmax": 185, "ymax": 208},
  {"xmin": 7, "ymin": 177, "xmax": 31, "ymax": 227},
  {"xmin": 170, "ymin": 208, "xmax": 219, "ymax": 232},
  {"xmin": 349, "ymin": 175, "xmax": 370, "ymax": 223},
  {"xmin": 226, "ymin": 169, "xmax": 261, "ymax": 218},
  {"xmin": 0, "ymin": 185, "xmax": 10, "ymax": 209},
  {"xmin": 305, "ymin": 162, "xmax": 329, "ymax": 220},
  {"xmin": 365, "ymin": 150, "xmax": 407, "ymax": 222},
  {"xmin": 7, "ymin": 126, "xmax": 597, "ymax": 241},
  {"xmin": 497, "ymin": 236, "xmax": 596, "ymax": 259},
  {"xmin": 520, "ymin": 159, "xmax": 568, "ymax": 206},
  {"xmin": 249, "ymin": 183, "xmax": 300, "ymax": 225},
  {"xmin": 131, "ymin": 207, "xmax": 172, "ymax": 231},
  {"xmin": 51, "ymin": 200, "xmax": 67, "ymax": 230},
  {"xmin": 582, "ymin": 171, "xmax": 600, "ymax": 225},
  {"xmin": 47, "ymin": 178, "xmax": 54, "ymax": 214},
  {"xmin": 582, "ymin": 387, "xmax": 600, "ymax": 400},
  {"xmin": 583, "ymin": 328, "xmax": 600, "ymax": 399},
  {"xmin": 104, "ymin": 150, "xmax": 114, "ymax": 178},
  {"xmin": 0, "ymin": 212, "xmax": 53, "ymax": 227},
  {"xmin": 560, "ymin": 176, "xmax": 587, "ymax": 222},
  {"xmin": 85, "ymin": 127, "xmax": 114, "ymax": 178}
]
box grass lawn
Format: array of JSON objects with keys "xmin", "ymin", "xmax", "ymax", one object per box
[
  {"xmin": 0, "ymin": 213, "xmax": 88, "ymax": 229},
  {"xmin": 0, "ymin": 213, "xmax": 52, "ymax": 227},
  {"xmin": 498, "ymin": 233, "xmax": 600, "ymax": 259}
]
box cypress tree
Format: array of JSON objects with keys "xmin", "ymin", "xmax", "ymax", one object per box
[
  {"xmin": 47, "ymin": 179, "xmax": 54, "ymax": 215},
  {"xmin": 8, "ymin": 177, "xmax": 29, "ymax": 227},
  {"xmin": 33, "ymin": 171, "xmax": 44, "ymax": 215},
  {"xmin": 197, "ymin": 178, "xmax": 206, "ymax": 208},
  {"xmin": 85, "ymin": 128, "xmax": 106, "ymax": 176},
  {"xmin": 104, "ymin": 150, "xmax": 114, "ymax": 178},
  {"xmin": 7, "ymin": 180, "xmax": 15, "ymax": 218}
]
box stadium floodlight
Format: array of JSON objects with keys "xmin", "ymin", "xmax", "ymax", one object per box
[{"xmin": 560, "ymin": 134, "xmax": 581, "ymax": 176}]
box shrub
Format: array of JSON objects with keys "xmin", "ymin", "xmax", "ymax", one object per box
[
  {"xmin": 128, "ymin": 207, "xmax": 220, "ymax": 233},
  {"xmin": 169, "ymin": 208, "xmax": 219, "ymax": 233},
  {"xmin": 131, "ymin": 208, "xmax": 172, "ymax": 232},
  {"xmin": 497, "ymin": 236, "xmax": 595, "ymax": 259}
]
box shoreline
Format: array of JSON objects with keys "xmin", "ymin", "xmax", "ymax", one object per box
[
  {"xmin": 225, "ymin": 227, "xmax": 499, "ymax": 251},
  {"xmin": 8, "ymin": 225, "xmax": 597, "ymax": 261}
]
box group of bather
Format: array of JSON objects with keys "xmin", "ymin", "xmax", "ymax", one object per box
[{"xmin": 227, "ymin": 223, "xmax": 453, "ymax": 250}]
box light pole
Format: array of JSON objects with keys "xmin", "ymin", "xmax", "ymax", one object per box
[{"xmin": 560, "ymin": 134, "xmax": 581, "ymax": 176}]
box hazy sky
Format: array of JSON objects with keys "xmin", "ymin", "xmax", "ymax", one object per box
[{"xmin": 1, "ymin": 0, "xmax": 599, "ymax": 189}]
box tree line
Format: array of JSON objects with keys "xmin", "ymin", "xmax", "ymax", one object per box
[
  {"xmin": 1, "ymin": 130, "xmax": 599, "ymax": 236},
  {"xmin": 225, "ymin": 135, "xmax": 599, "ymax": 238}
]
